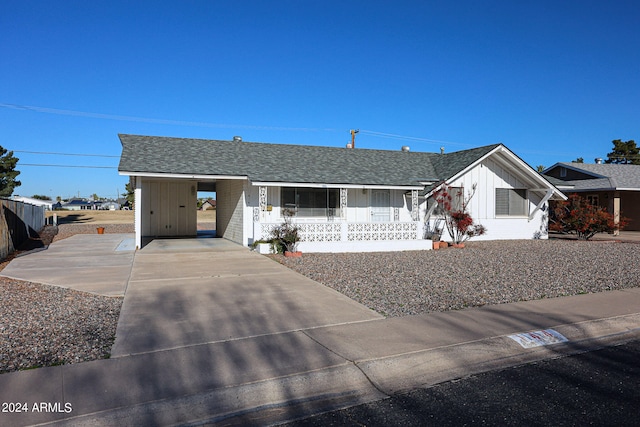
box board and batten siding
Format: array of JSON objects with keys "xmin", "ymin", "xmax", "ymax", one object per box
[
  {"xmin": 140, "ymin": 179, "xmax": 197, "ymax": 237},
  {"xmin": 444, "ymin": 158, "xmax": 550, "ymax": 240},
  {"xmin": 216, "ymin": 179, "xmax": 245, "ymax": 244}
]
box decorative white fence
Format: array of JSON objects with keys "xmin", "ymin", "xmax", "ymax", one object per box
[
  {"xmin": 346, "ymin": 222, "xmax": 417, "ymax": 241},
  {"xmin": 261, "ymin": 221, "xmax": 420, "ymax": 243}
]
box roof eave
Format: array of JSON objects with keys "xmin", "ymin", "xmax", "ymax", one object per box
[
  {"xmin": 118, "ymin": 171, "xmax": 248, "ymax": 180},
  {"xmin": 252, "ymin": 181, "xmax": 424, "ymax": 190},
  {"xmin": 435, "ymin": 145, "xmax": 567, "ymax": 200}
]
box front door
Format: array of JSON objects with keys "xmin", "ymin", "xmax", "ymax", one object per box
[{"xmin": 371, "ymin": 189, "xmax": 390, "ymax": 222}]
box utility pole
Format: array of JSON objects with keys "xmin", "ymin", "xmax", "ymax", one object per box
[{"xmin": 350, "ymin": 129, "xmax": 359, "ymax": 148}]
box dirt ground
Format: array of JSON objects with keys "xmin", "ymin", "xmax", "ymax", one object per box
[{"xmin": 46, "ymin": 209, "xmax": 216, "ymax": 224}]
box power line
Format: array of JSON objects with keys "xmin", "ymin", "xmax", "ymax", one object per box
[
  {"xmin": 1, "ymin": 102, "xmax": 466, "ymax": 147},
  {"xmin": 359, "ymin": 129, "xmax": 470, "ymax": 147},
  {"xmin": 0, "ymin": 102, "xmax": 340, "ymax": 133},
  {"xmin": 14, "ymin": 150, "xmax": 119, "ymax": 158},
  {"xmin": 20, "ymin": 163, "xmax": 117, "ymax": 169}
]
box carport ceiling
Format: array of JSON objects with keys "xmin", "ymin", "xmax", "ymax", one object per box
[{"xmin": 197, "ymin": 181, "xmax": 216, "ymax": 192}]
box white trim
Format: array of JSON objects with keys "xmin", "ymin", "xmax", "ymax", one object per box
[
  {"xmin": 119, "ymin": 171, "xmax": 247, "ymax": 180},
  {"xmin": 439, "ymin": 145, "xmax": 566, "ymax": 200},
  {"xmin": 134, "ymin": 177, "xmax": 142, "ymax": 250},
  {"xmin": 252, "ymin": 181, "xmax": 423, "ymax": 190}
]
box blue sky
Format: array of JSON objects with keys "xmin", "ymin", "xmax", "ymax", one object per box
[{"xmin": 1, "ymin": 1, "xmax": 638, "ymax": 200}]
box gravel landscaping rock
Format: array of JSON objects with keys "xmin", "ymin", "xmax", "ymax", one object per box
[
  {"xmin": 3, "ymin": 224, "xmax": 638, "ymax": 375},
  {"xmin": 275, "ymin": 240, "xmax": 640, "ymax": 317},
  {"xmin": 0, "ymin": 223, "xmax": 127, "ymax": 374},
  {"xmin": 0, "ymin": 279, "xmax": 121, "ymax": 373}
]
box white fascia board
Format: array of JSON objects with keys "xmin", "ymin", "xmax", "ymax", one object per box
[
  {"xmin": 118, "ymin": 171, "xmax": 247, "ymax": 180},
  {"xmin": 252, "ymin": 181, "xmax": 423, "ymax": 190},
  {"xmin": 448, "ymin": 145, "xmax": 567, "ymax": 200}
]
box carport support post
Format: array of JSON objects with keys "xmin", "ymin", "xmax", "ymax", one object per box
[
  {"xmin": 613, "ymin": 191, "xmax": 620, "ymax": 236},
  {"xmin": 134, "ymin": 176, "xmax": 143, "ymax": 249}
]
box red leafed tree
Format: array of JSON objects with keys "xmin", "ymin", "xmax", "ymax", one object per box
[
  {"xmin": 433, "ymin": 182, "xmax": 486, "ymax": 244},
  {"xmin": 550, "ymin": 194, "xmax": 628, "ymax": 240}
]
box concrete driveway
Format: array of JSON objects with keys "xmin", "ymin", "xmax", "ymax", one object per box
[
  {"xmin": 2, "ymin": 233, "xmax": 382, "ymax": 355},
  {"xmin": 2, "ymin": 234, "xmax": 640, "ymax": 426},
  {"xmin": 112, "ymin": 237, "xmax": 383, "ymax": 356},
  {"xmin": 1, "ymin": 233, "xmax": 135, "ymax": 296}
]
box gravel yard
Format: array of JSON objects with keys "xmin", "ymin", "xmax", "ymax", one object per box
[
  {"xmin": 2, "ymin": 224, "xmax": 638, "ymax": 374},
  {"xmin": 0, "ymin": 279, "xmax": 121, "ymax": 373},
  {"xmin": 276, "ymin": 240, "xmax": 640, "ymax": 317},
  {"xmin": 0, "ymin": 224, "xmax": 128, "ymax": 374}
]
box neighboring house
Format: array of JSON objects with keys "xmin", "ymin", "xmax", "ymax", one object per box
[
  {"xmin": 201, "ymin": 199, "xmax": 216, "ymax": 210},
  {"xmin": 62, "ymin": 198, "xmax": 94, "ymax": 210},
  {"xmin": 543, "ymin": 161, "xmax": 640, "ymax": 231},
  {"xmin": 100, "ymin": 200, "xmax": 121, "ymax": 210},
  {"xmin": 12, "ymin": 196, "xmax": 54, "ymax": 210},
  {"xmin": 118, "ymin": 134, "xmax": 565, "ymax": 251}
]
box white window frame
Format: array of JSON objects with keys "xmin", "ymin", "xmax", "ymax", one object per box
[{"xmin": 280, "ymin": 187, "xmax": 340, "ymax": 218}]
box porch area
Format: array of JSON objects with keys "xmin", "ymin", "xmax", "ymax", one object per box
[{"xmin": 257, "ymin": 221, "xmax": 433, "ymax": 253}]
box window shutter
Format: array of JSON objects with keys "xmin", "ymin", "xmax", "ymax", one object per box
[
  {"xmin": 511, "ymin": 189, "xmax": 526, "ymax": 215},
  {"xmin": 496, "ymin": 189, "xmax": 509, "ymax": 215}
]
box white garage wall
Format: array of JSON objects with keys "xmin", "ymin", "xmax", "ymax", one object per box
[{"xmin": 216, "ymin": 179, "xmax": 246, "ymax": 244}]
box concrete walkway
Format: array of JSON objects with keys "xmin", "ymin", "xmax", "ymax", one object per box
[
  {"xmin": 1, "ymin": 235, "xmax": 639, "ymax": 426},
  {"xmin": 1, "ymin": 234, "xmax": 135, "ymax": 296}
]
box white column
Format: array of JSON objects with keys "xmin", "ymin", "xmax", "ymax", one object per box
[
  {"xmin": 134, "ymin": 176, "xmax": 142, "ymax": 250},
  {"xmin": 411, "ymin": 190, "xmax": 419, "ymax": 221},
  {"xmin": 613, "ymin": 191, "xmax": 620, "ymax": 236},
  {"xmin": 340, "ymin": 188, "xmax": 348, "ymax": 219}
]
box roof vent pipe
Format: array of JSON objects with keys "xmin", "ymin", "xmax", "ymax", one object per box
[
  {"xmin": 440, "ymin": 147, "xmax": 445, "ymax": 155},
  {"xmin": 595, "ymin": 158, "xmax": 603, "ymax": 164},
  {"xmin": 233, "ymin": 136, "xmax": 242, "ymax": 142},
  {"xmin": 401, "ymin": 146, "xmax": 410, "ymax": 152}
]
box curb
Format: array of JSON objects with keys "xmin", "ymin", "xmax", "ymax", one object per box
[{"xmin": 28, "ymin": 313, "xmax": 640, "ymax": 427}]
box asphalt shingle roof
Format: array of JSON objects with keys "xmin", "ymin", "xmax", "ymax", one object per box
[
  {"xmin": 552, "ymin": 162, "xmax": 640, "ymax": 190},
  {"xmin": 118, "ymin": 134, "xmax": 501, "ymax": 187}
]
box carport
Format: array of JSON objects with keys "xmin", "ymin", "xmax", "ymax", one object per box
[
  {"xmin": 124, "ymin": 175, "xmax": 246, "ymax": 250},
  {"xmin": 118, "ymin": 134, "xmax": 252, "ymax": 249}
]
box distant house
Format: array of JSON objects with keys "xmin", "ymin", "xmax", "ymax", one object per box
[
  {"xmin": 543, "ymin": 161, "xmax": 640, "ymax": 231},
  {"xmin": 12, "ymin": 196, "xmax": 54, "ymax": 210},
  {"xmin": 100, "ymin": 200, "xmax": 121, "ymax": 211},
  {"xmin": 118, "ymin": 134, "xmax": 566, "ymax": 251},
  {"xmin": 62, "ymin": 198, "xmax": 94, "ymax": 211},
  {"xmin": 201, "ymin": 199, "xmax": 216, "ymax": 210}
]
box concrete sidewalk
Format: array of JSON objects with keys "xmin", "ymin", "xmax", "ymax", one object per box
[
  {"xmin": 1, "ymin": 236, "xmax": 639, "ymax": 426},
  {"xmin": 1, "ymin": 234, "xmax": 135, "ymax": 296}
]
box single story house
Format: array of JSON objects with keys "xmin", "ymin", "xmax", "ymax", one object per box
[
  {"xmin": 118, "ymin": 134, "xmax": 566, "ymax": 251},
  {"xmin": 12, "ymin": 196, "xmax": 54, "ymax": 210},
  {"xmin": 100, "ymin": 200, "xmax": 121, "ymax": 211},
  {"xmin": 62, "ymin": 198, "xmax": 95, "ymax": 210},
  {"xmin": 201, "ymin": 199, "xmax": 217, "ymax": 210},
  {"xmin": 543, "ymin": 161, "xmax": 640, "ymax": 231}
]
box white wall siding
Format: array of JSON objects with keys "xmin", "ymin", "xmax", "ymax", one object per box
[
  {"xmin": 217, "ymin": 179, "xmax": 246, "ymax": 244},
  {"xmin": 347, "ymin": 188, "xmax": 369, "ymax": 222},
  {"xmin": 139, "ymin": 179, "xmax": 197, "ymax": 238},
  {"xmin": 430, "ymin": 159, "xmax": 550, "ymax": 241}
]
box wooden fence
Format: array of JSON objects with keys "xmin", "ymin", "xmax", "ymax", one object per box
[{"xmin": 0, "ymin": 198, "xmax": 47, "ymax": 260}]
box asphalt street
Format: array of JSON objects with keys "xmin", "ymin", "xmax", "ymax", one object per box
[{"xmin": 283, "ymin": 338, "xmax": 640, "ymax": 427}]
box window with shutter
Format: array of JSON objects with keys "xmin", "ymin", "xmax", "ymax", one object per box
[{"xmin": 496, "ymin": 188, "xmax": 527, "ymax": 216}]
